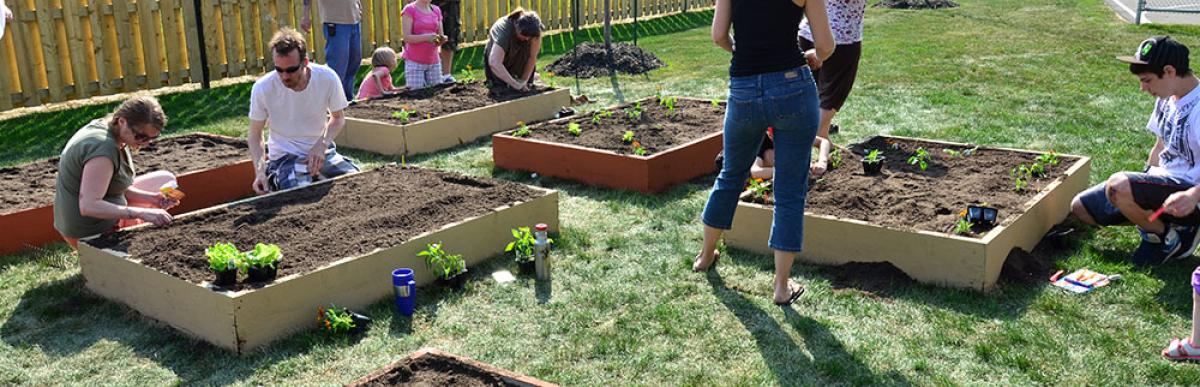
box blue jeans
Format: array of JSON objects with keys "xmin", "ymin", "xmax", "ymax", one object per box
[
  {"xmin": 324, "ymin": 23, "xmax": 362, "ymax": 101},
  {"xmin": 702, "ymin": 66, "xmax": 820, "ymax": 252}
]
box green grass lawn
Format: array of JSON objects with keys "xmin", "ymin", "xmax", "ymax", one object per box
[{"xmin": 5, "ymin": 0, "xmax": 1200, "ymax": 384}]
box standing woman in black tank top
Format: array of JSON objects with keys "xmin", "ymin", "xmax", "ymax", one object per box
[{"xmin": 693, "ymin": 0, "xmax": 833, "ymax": 306}]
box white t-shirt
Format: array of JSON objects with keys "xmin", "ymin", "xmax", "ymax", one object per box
[
  {"xmin": 1147, "ymin": 85, "xmax": 1200, "ymax": 185},
  {"xmin": 249, "ymin": 63, "xmax": 348, "ymax": 161}
]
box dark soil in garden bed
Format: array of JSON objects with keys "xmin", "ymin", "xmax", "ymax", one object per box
[
  {"xmin": 0, "ymin": 134, "xmax": 247, "ymax": 213},
  {"xmin": 874, "ymin": 0, "xmax": 959, "ymax": 9},
  {"xmin": 545, "ymin": 42, "xmax": 666, "ymax": 79},
  {"xmin": 746, "ymin": 136, "xmax": 1076, "ymax": 237},
  {"xmin": 507, "ymin": 98, "xmax": 723, "ymax": 155},
  {"xmin": 344, "ymin": 81, "xmax": 555, "ymax": 125},
  {"xmin": 351, "ymin": 353, "xmax": 511, "ymax": 386},
  {"xmin": 89, "ymin": 165, "xmax": 541, "ymax": 291}
]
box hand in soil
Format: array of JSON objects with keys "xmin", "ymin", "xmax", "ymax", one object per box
[
  {"xmin": 306, "ymin": 142, "xmax": 326, "ymax": 175},
  {"xmin": 810, "ymin": 161, "xmax": 827, "ymax": 178},
  {"xmin": 252, "ymin": 172, "xmax": 271, "ymax": 195},
  {"xmin": 692, "ymin": 250, "xmax": 720, "ymax": 272},
  {"xmin": 134, "ymin": 208, "xmax": 173, "ymax": 226}
]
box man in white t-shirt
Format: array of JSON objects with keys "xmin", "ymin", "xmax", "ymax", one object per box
[
  {"xmin": 248, "ymin": 27, "xmax": 359, "ymax": 194},
  {"xmin": 1073, "ymin": 36, "xmax": 1200, "ymax": 267}
]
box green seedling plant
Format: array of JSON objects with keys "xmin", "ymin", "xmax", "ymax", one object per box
[
  {"xmin": 391, "ymin": 108, "xmax": 414, "ymax": 123},
  {"xmin": 660, "ymin": 96, "xmax": 678, "ymax": 116},
  {"xmin": 317, "ymin": 304, "xmax": 356, "ymax": 334},
  {"xmin": 954, "ymin": 218, "xmax": 974, "ymax": 235},
  {"xmin": 567, "ymin": 122, "xmax": 582, "ymax": 136},
  {"xmin": 626, "ymin": 102, "xmax": 643, "ymax": 120},
  {"xmin": 747, "ymin": 177, "xmax": 772, "ymax": 202},
  {"xmin": 1029, "ymin": 161, "xmax": 1047, "ymax": 178},
  {"xmin": 205, "ymin": 242, "xmax": 241, "ymax": 272},
  {"xmin": 632, "ymin": 141, "xmax": 648, "ymax": 156},
  {"xmin": 711, "ymin": 99, "xmax": 721, "ymax": 107},
  {"xmin": 830, "ymin": 149, "xmax": 843, "ymax": 169},
  {"xmin": 511, "ymin": 121, "xmax": 530, "ymax": 137},
  {"xmin": 864, "ymin": 149, "xmax": 883, "ymax": 164},
  {"xmin": 1011, "ymin": 164, "xmax": 1032, "ymax": 191},
  {"xmin": 244, "ymin": 243, "xmax": 282, "ymax": 270},
  {"xmin": 460, "ymin": 65, "xmax": 477, "ymax": 83},
  {"xmin": 506, "ymin": 227, "xmax": 537, "ymax": 263},
  {"xmin": 622, "ymin": 130, "xmax": 635, "ymax": 143},
  {"xmin": 942, "ymin": 148, "xmax": 962, "ymax": 158},
  {"xmin": 419, "ymin": 242, "xmax": 466, "ymax": 280},
  {"xmin": 543, "ymin": 72, "xmax": 557, "ymax": 88},
  {"xmin": 1036, "ymin": 150, "xmax": 1061, "ymax": 167},
  {"xmin": 908, "ymin": 147, "xmax": 930, "ymax": 171}
]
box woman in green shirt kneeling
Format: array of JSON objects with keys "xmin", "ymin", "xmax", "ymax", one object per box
[{"xmin": 54, "ymin": 96, "xmax": 180, "ymax": 248}]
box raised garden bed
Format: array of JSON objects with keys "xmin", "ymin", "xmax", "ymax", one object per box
[
  {"xmin": 725, "ymin": 135, "xmax": 1091, "ymax": 291},
  {"xmin": 339, "ymin": 82, "xmax": 572, "ymax": 156},
  {"xmin": 492, "ymin": 97, "xmax": 724, "ymax": 193},
  {"xmin": 346, "ymin": 348, "xmax": 558, "ymax": 386},
  {"xmin": 78, "ymin": 165, "xmax": 559, "ymax": 353},
  {"xmin": 0, "ymin": 133, "xmax": 253, "ymax": 255}
]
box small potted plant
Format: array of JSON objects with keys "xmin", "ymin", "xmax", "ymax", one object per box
[
  {"xmin": 317, "ymin": 304, "xmax": 371, "ymax": 335},
  {"xmin": 746, "ymin": 177, "xmax": 772, "ymax": 204},
  {"xmin": 244, "ymin": 243, "xmax": 283, "ymax": 283},
  {"xmin": 205, "ymin": 242, "xmax": 241, "ymax": 287},
  {"xmin": 420, "ymin": 242, "xmax": 467, "ymax": 289},
  {"xmin": 506, "ymin": 227, "xmax": 538, "ymax": 274},
  {"xmin": 862, "ymin": 149, "xmax": 885, "ymax": 175}
]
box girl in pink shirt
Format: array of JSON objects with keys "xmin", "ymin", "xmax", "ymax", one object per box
[
  {"xmin": 402, "ymin": 0, "xmax": 446, "ymax": 89},
  {"xmin": 356, "ymin": 47, "xmax": 400, "ymax": 100}
]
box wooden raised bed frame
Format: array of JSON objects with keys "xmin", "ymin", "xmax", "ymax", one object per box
[
  {"xmin": 492, "ymin": 97, "xmax": 724, "ymax": 193},
  {"xmin": 346, "ymin": 347, "xmax": 559, "ymax": 386},
  {"xmin": 77, "ymin": 171, "xmax": 560, "ymax": 354},
  {"xmin": 724, "ymin": 135, "xmax": 1092, "ymax": 291},
  {"xmin": 0, "ymin": 133, "xmax": 254, "ymax": 255},
  {"xmin": 337, "ymin": 88, "xmax": 572, "ymax": 156}
]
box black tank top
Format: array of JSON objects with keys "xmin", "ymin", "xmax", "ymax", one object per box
[{"xmin": 729, "ymin": 0, "xmax": 805, "ymax": 77}]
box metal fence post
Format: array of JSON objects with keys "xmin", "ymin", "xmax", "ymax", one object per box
[
  {"xmin": 191, "ymin": 0, "xmax": 211, "ymax": 89},
  {"xmin": 1136, "ymin": 0, "xmax": 1145, "ymax": 24}
]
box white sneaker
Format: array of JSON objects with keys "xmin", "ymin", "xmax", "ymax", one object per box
[{"xmin": 442, "ymin": 75, "xmax": 456, "ymax": 83}]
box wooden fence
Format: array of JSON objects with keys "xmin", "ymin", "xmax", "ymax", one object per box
[{"xmin": 0, "ymin": 0, "xmax": 693, "ymax": 109}]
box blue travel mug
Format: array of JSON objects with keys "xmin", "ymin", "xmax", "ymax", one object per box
[{"xmin": 392, "ymin": 268, "xmax": 415, "ymax": 316}]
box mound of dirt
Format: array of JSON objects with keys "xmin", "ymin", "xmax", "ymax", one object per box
[
  {"xmin": 874, "ymin": 0, "xmax": 959, "ymax": 9},
  {"xmin": 545, "ymin": 42, "xmax": 665, "ymax": 78}
]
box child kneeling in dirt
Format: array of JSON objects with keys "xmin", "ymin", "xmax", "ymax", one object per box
[
  {"xmin": 750, "ymin": 127, "xmax": 832, "ymax": 180},
  {"xmin": 356, "ymin": 47, "xmax": 401, "ymax": 100}
]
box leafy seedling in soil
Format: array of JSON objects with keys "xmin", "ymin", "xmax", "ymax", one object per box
[
  {"xmin": 205, "ymin": 242, "xmax": 241, "ymax": 272},
  {"xmin": 908, "ymin": 147, "xmax": 930, "ymax": 171},
  {"xmin": 1036, "ymin": 150, "xmax": 1060, "ymax": 167},
  {"xmin": 953, "ymin": 218, "xmax": 974, "ymax": 235},
  {"xmin": 391, "ymin": 108, "xmax": 415, "ymax": 123},
  {"xmin": 631, "ymin": 141, "xmax": 648, "ymax": 156},
  {"xmin": 830, "ymin": 148, "xmax": 843, "ymax": 169},
  {"xmin": 460, "ymin": 65, "xmax": 477, "ymax": 83},
  {"xmin": 511, "ymin": 121, "xmax": 531, "ymax": 137},
  {"xmin": 747, "ymin": 177, "xmax": 772, "ymax": 203},
  {"xmin": 1029, "ymin": 161, "xmax": 1047, "ymax": 178},
  {"xmin": 711, "ymin": 99, "xmax": 721, "ymax": 107},
  {"xmin": 659, "ymin": 96, "xmax": 678, "ymax": 117},
  {"xmin": 419, "ymin": 242, "xmax": 466, "ymax": 281},
  {"xmin": 543, "ymin": 72, "xmax": 557, "ymax": 88},
  {"xmin": 567, "ymin": 122, "xmax": 582, "ymax": 136},
  {"xmin": 622, "ymin": 130, "xmax": 635, "ymax": 143},
  {"xmin": 864, "ymin": 149, "xmax": 884, "ymax": 164},
  {"xmin": 243, "ymin": 243, "xmax": 283, "ymax": 282},
  {"xmin": 862, "ymin": 149, "xmax": 885, "ymax": 175},
  {"xmin": 942, "ymin": 148, "xmax": 962, "ymax": 158},
  {"xmin": 626, "ymin": 102, "xmax": 643, "ymax": 120},
  {"xmin": 1011, "ymin": 164, "xmax": 1032, "ymax": 191}
]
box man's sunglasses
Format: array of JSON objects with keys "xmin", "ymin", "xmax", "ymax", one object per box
[
  {"xmin": 131, "ymin": 126, "xmax": 158, "ymax": 142},
  {"xmin": 275, "ymin": 64, "xmax": 303, "ymax": 74}
]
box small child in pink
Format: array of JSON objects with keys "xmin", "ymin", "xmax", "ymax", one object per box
[
  {"xmin": 402, "ymin": 0, "xmax": 445, "ymax": 89},
  {"xmin": 356, "ymin": 47, "xmax": 399, "ymax": 100}
]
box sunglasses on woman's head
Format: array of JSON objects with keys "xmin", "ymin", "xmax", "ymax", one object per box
[
  {"xmin": 275, "ymin": 64, "xmax": 303, "ymax": 74},
  {"xmin": 131, "ymin": 126, "xmax": 158, "ymax": 142}
]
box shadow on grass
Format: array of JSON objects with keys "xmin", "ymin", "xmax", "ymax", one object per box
[{"xmin": 705, "ymin": 269, "xmax": 911, "ymax": 385}]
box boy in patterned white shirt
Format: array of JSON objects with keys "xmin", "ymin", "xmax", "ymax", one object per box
[{"xmin": 1072, "ymin": 36, "xmax": 1200, "ymax": 267}]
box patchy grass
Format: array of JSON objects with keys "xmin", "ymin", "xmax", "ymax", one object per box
[{"xmin": 3, "ymin": 1, "xmax": 1200, "ymax": 384}]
